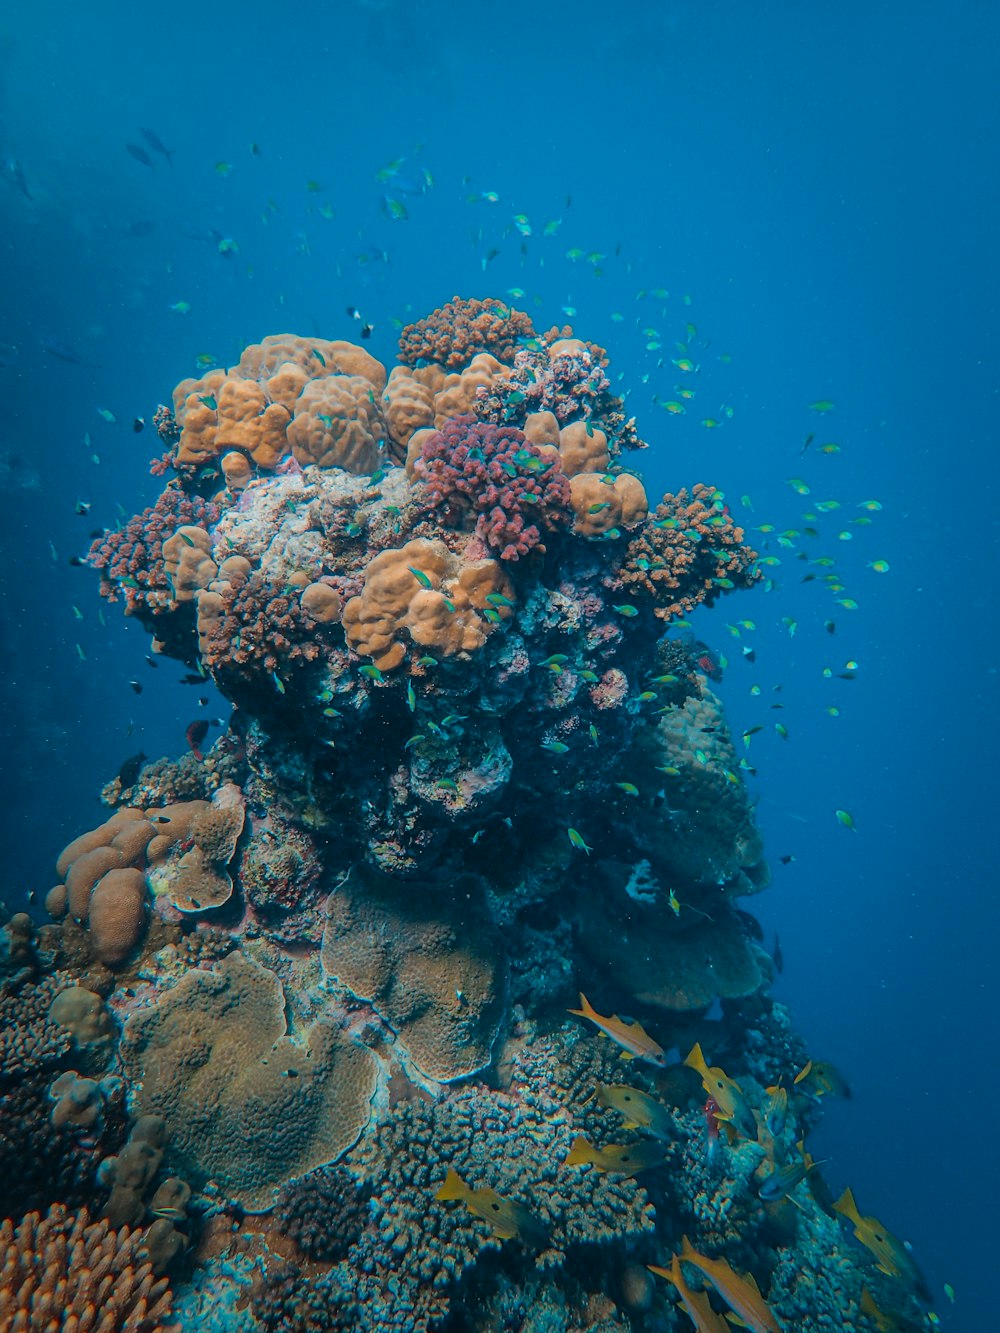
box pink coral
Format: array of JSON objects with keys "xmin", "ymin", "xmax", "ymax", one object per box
[
  {"xmin": 89, "ymin": 487, "xmax": 221, "ymax": 619},
  {"xmin": 413, "ymin": 414, "xmax": 571, "ymax": 561}
]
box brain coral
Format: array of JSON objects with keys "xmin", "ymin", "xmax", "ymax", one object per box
[
  {"xmin": 119, "ymin": 951, "xmax": 377, "ymax": 1209},
  {"xmin": 0, "ymin": 1204, "xmax": 173, "ymax": 1332},
  {"xmin": 321, "ymin": 870, "xmax": 507, "ymax": 1082}
]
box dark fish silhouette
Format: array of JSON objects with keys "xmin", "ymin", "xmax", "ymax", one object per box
[
  {"xmin": 186, "ymin": 719, "xmax": 210, "ymax": 760},
  {"xmin": 140, "ymin": 127, "xmax": 175, "ymax": 165},
  {"xmin": 0, "ymin": 155, "xmax": 31, "ymax": 199},
  {"xmin": 127, "ymin": 219, "xmax": 158, "ymax": 237},
  {"xmin": 117, "ymin": 751, "xmax": 147, "ymax": 788},
  {"xmin": 125, "ymin": 142, "xmax": 155, "ymax": 169},
  {"xmin": 40, "ymin": 336, "xmax": 102, "ymax": 368}
]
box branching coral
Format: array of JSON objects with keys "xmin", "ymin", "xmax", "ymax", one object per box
[
  {"xmin": 620, "ymin": 483, "xmax": 760, "ymax": 620},
  {"xmin": 412, "ymin": 413, "xmax": 572, "ymax": 559},
  {"xmin": 397, "ymin": 295, "xmax": 535, "ymax": 369},
  {"xmin": 89, "ymin": 487, "xmax": 221, "ymax": 622},
  {"xmin": 0, "ymin": 1204, "xmax": 174, "ymax": 1332}
]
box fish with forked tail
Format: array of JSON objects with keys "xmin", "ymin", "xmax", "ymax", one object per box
[
  {"xmin": 435, "ymin": 1168, "xmax": 549, "ymax": 1248},
  {"xmin": 568, "ymin": 994, "xmax": 667, "ymax": 1067}
]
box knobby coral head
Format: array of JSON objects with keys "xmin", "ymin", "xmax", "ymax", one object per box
[{"xmin": 413, "ymin": 413, "xmax": 571, "ymax": 561}]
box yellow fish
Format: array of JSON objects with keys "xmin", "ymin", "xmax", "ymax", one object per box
[
  {"xmin": 859, "ymin": 1289, "xmax": 916, "ymax": 1332},
  {"xmin": 593, "ymin": 1083, "xmax": 674, "ymax": 1139},
  {"xmin": 649, "ymin": 1253, "xmax": 730, "ymax": 1333},
  {"xmin": 679, "ymin": 1236, "xmax": 782, "ymax": 1333},
  {"xmin": 435, "ymin": 1168, "xmax": 549, "ymax": 1248},
  {"xmin": 683, "ymin": 1043, "xmax": 757, "ymax": 1139},
  {"xmin": 833, "ymin": 1188, "xmax": 925, "ymax": 1292},
  {"xmin": 568, "ymin": 994, "xmax": 667, "ymax": 1067},
  {"xmin": 563, "ymin": 1133, "xmax": 663, "ymax": 1175},
  {"xmin": 794, "ymin": 1058, "xmax": 851, "ymax": 1098}
]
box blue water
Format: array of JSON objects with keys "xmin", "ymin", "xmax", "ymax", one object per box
[{"xmin": 1, "ymin": 1, "xmax": 996, "ymax": 1324}]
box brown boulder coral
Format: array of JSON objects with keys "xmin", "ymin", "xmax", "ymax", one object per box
[{"xmin": 342, "ymin": 537, "xmax": 514, "ymax": 672}]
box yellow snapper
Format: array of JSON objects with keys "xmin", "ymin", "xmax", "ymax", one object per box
[
  {"xmin": 593, "ymin": 1083, "xmax": 674, "ymax": 1139},
  {"xmin": 568, "ymin": 993, "xmax": 667, "ymax": 1067},
  {"xmin": 435, "ymin": 1168, "xmax": 549, "ymax": 1248},
  {"xmin": 563, "ymin": 1133, "xmax": 664, "ymax": 1175}
]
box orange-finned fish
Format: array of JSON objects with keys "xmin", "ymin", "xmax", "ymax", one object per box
[
  {"xmin": 648, "ymin": 1253, "xmax": 730, "ymax": 1333},
  {"xmin": 833, "ymin": 1188, "xmax": 926, "ymax": 1294},
  {"xmin": 858, "ymin": 1288, "xmax": 917, "ymax": 1332},
  {"xmin": 593, "ymin": 1083, "xmax": 674, "ymax": 1139},
  {"xmin": 794, "ymin": 1058, "xmax": 851, "ymax": 1099},
  {"xmin": 679, "ymin": 1236, "xmax": 782, "ymax": 1333},
  {"xmin": 683, "ymin": 1044, "xmax": 757, "ymax": 1139},
  {"xmin": 563, "ymin": 1133, "xmax": 664, "ymax": 1175},
  {"xmin": 435, "ymin": 1168, "xmax": 549, "ymax": 1249},
  {"xmin": 764, "ymin": 1085, "xmax": 789, "ymax": 1137},
  {"xmin": 568, "ymin": 993, "xmax": 667, "ymax": 1067}
]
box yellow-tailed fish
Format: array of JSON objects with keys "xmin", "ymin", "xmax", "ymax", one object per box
[
  {"xmin": 834, "ymin": 1188, "xmax": 925, "ymax": 1293},
  {"xmin": 858, "ymin": 1289, "xmax": 914, "ymax": 1332},
  {"xmin": 593, "ymin": 1083, "xmax": 674, "ymax": 1139},
  {"xmin": 764, "ymin": 1085, "xmax": 788, "ymax": 1136},
  {"xmin": 679, "ymin": 1236, "xmax": 782, "ymax": 1333},
  {"xmin": 648, "ymin": 1254, "xmax": 730, "ymax": 1333},
  {"xmin": 435, "ymin": 1168, "xmax": 549, "ymax": 1248},
  {"xmin": 563, "ymin": 1134, "xmax": 663, "ymax": 1175},
  {"xmin": 794, "ymin": 1058, "xmax": 851, "ymax": 1098},
  {"xmin": 758, "ymin": 1151, "xmax": 815, "ymax": 1202},
  {"xmin": 568, "ymin": 994, "xmax": 667, "ymax": 1067},
  {"xmin": 683, "ymin": 1044, "xmax": 757, "ymax": 1138}
]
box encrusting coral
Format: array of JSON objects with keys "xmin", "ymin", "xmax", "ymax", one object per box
[{"xmin": 118, "ymin": 951, "xmax": 377, "ymax": 1210}]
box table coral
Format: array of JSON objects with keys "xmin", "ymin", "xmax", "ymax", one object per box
[{"xmin": 119, "ymin": 951, "xmax": 377, "ymax": 1209}]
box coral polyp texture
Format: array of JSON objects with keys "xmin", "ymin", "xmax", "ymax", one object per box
[{"xmin": 3, "ymin": 297, "xmax": 933, "ymax": 1333}]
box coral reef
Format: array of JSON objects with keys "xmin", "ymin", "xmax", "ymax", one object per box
[{"xmin": 7, "ymin": 297, "xmax": 935, "ymax": 1333}]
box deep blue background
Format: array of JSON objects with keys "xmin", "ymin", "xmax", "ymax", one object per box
[{"xmin": 1, "ymin": 2, "xmax": 996, "ymax": 1325}]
